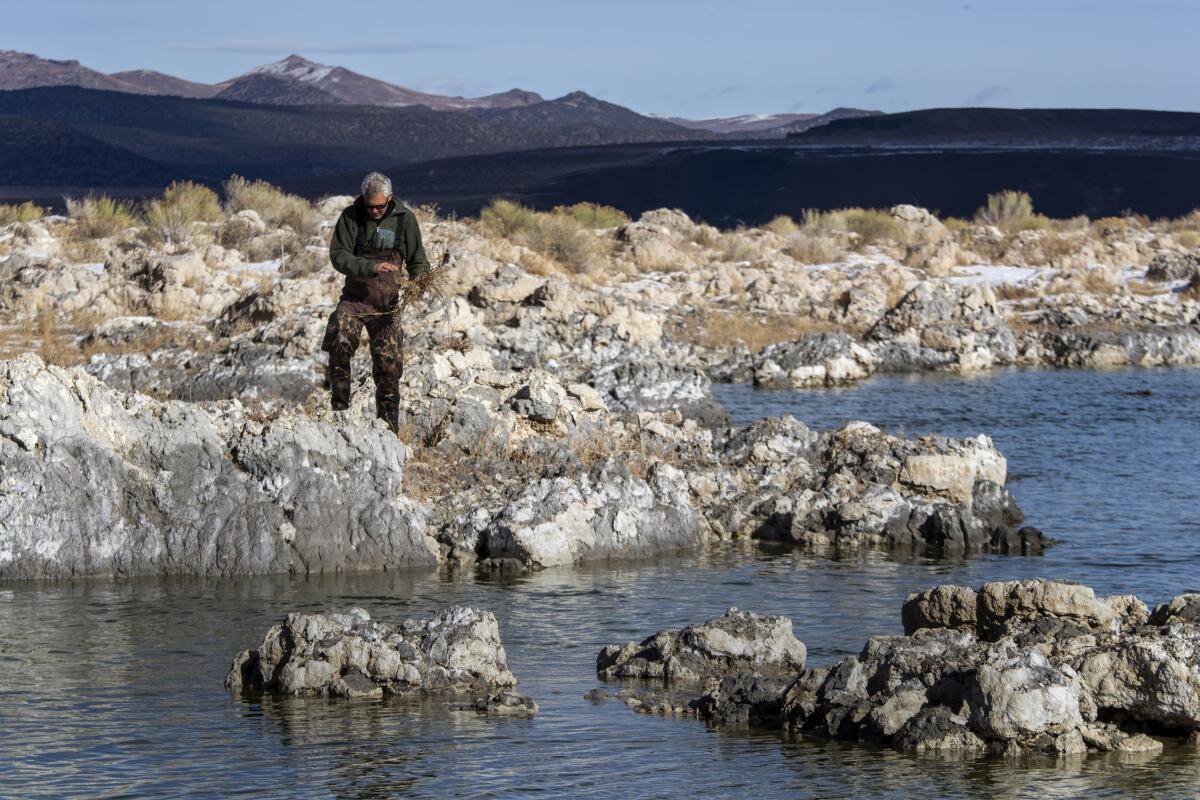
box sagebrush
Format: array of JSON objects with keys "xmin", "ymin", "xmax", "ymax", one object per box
[
  {"xmin": 143, "ymin": 181, "xmax": 222, "ymax": 244},
  {"xmin": 223, "ymin": 175, "xmax": 316, "ymax": 234}
]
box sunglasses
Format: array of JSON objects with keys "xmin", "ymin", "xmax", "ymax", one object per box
[{"xmin": 364, "ymin": 196, "xmax": 392, "ymax": 211}]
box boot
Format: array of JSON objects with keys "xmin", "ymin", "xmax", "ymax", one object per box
[
  {"xmin": 328, "ymin": 359, "xmax": 352, "ymax": 411},
  {"xmin": 376, "ymin": 397, "xmax": 399, "ymax": 434}
]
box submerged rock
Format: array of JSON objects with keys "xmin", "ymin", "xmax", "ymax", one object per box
[
  {"xmin": 226, "ymin": 606, "xmax": 535, "ymax": 713},
  {"xmin": 601, "ymin": 579, "xmax": 1200, "ymax": 756}
]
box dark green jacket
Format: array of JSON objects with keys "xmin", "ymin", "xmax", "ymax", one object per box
[{"xmin": 328, "ymin": 198, "xmax": 431, "ymax": 280}]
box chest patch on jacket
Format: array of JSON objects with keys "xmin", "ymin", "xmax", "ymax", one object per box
[{"xmin": 371, "ymin": 227, "xmax": 397, "ymax": 249}]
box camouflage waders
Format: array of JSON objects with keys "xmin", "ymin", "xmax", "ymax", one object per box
[{"xmin": 321, "ymin": 239, "xmax": 406, "ymax": 433}]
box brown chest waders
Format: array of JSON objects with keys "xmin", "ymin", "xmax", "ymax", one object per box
[{"xmin": 321, "ymin": 215, "xmax": 407, "ymax": 434}]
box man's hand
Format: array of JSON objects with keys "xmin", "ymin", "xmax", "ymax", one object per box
[{"xmin": 376, "ymin": 262, "xmax": 401, "ymax": 274}]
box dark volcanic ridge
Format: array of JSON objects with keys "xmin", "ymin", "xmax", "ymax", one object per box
[
  {"xmin": 0, "ymin": 85, "xmax": 713, "ymax": 186},
  {"xmin": 790, "ymin": 107, "xmax": 1200, "ymax": 149}
]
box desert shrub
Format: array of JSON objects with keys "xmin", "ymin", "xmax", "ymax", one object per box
[
  {"xmin": 406, "ymin": 201, "xmax": 443, "ymax": 227},
  {"xmin": 1091, "ymin": 216, "xmax": 1134, "ymax": 241},
  {"xmin": 480, "ymin": 198, "xmax": 539, "ymax": 238},
  {"xmin": 0, "ymin": 201, "xmax": 46, "ymax": 226},
  {"xmin": 217, "ymin": 215, "xmax": 260, "ymax": 250},
  {"xmin": 942, "ymin": 217, "xmax": 971, "ymax": 234},
  {"xmin": 223, "ymin": 175, "xmax": 315, "ymax": 234},
  {"xmin": 801, "ymin": 207, "xmax": 901, "ymax": 246},
  {"xmin": 785, "ymin": 233, "xmax": 839, "ymax": 264},
  {"xmin": 1122, "ymin": 211, "xmax": 1151, "ymax": 228},
  {"xmin": 1165, "ymin": 209, "xmax": 1200, "ymax": 242},
  {"xmin": 1039, "ymin": 233, "xmax": 1080, "ymax": 265},
  {"xmin": 65, "ymin": 195, "xmax": 141, "ymax": 239},
  {"xmin": 245, "ymin": 230, "xmax": 305, "ymax": 262},
  {"xmin": 687, "ymin": 224, "xmax": 722, "ymax": 249},
  {"xmin": 1177, "ymin": 230, "xmax": 1200, "ymax": 250},
  {"xmin": 1053, "ymin": 215, "xmax": 1091, "ymax": 232},
  {"xmin": 552, "ymin": 202, "xmax": 629, "ymax": 229},
  {"xmin": 976, "ymin": 190, "xmax": 1046, "ymax": 233},
  {"xmin": 716, "ymin": 231, "xmax": 762, "ymax": 262},
  {"xmin": 282, "ymin": 247, "xmax": 328, "ymax": 277},
  {"xmin": 524, "ymin": 214, "xmax": 602, "ymax": 273},
  {"xmin": 142, "ymin": 181, "xmax": 222, "ymax": 244},
  {"xmin": 1183, "ymin": 274, "xmax": 1200, "ymax": 302},
  {"xmin": 838, "ymin": 208, "xmax": 902, "ymax": 245},
  {"xmin": 1079, "ymin": 266, "xmax": 1120, "ymax": 295},
  {"xmin": 763, "ymin": 215, "xmax": 799, "ymax": 236}
]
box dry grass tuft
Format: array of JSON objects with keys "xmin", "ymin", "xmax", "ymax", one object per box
[
  {"xmin": 405, "ymin": 201, "xmax": 443, "ymax": 227},
  {"xmin": 0, "ymin": 201, "xmax": 46, "ymax": 226},
  {"xmin": 400, "ymin": 245, "xmax": 454, "ymax": 314},
  {"xmin": 552, "ymin": 202, "xmax": 629, "ymax": 229},
  {"xmin": 992, "ymin": 282, "xmax": 1040, "ymax": 301},
  {"xmin": 785, "ymin": 233, "xmax": 841, "ymax": 264},
  {"xmin": 65, "ymin": 195, "xmax": 141, "ymax": 240},
  {"xmin": 670, "ymin": 308, "xmax": 837, "ymax": 352}
]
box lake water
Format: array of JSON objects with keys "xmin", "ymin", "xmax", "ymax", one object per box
[{"xmin": 2, "ymin": 367, "xmax": 1198, "ymax": 799}]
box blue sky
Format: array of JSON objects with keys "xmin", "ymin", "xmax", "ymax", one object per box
[{"xmin": 4, "ymin": 0, "xmax": 1197, "ymax": 117}]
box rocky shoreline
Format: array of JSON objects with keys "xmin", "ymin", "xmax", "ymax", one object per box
[
  {"xmin": 2, "ymin": 202, "xmax": 1197, "ymax": 412},
  {"xmin": 2, "ymin": 195, "xmax": 1197, "ymax": 578},
  {"xmin": 0, "ymin": 353, "xmax": 1041, "ymax": 579},
  {"xmin": 595, "ymin": 580, "xmax": 1200, "ymax": 756}
]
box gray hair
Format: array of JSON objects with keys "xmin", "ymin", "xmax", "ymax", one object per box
[{"xmin": 361, "ymin": 172, "xmax": 392, "ymax": 197}]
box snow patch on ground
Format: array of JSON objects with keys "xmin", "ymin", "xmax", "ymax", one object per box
[
  {"xmin": 234, "ymin": 260, "xmax": 282, "ymax": 274},
  {"xmin": 948, "ymin": 265, "xmax": 1044, "ymax": 285}
]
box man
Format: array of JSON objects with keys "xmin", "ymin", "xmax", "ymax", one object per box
[{"xmin": 322, "ymin": 172, "xmax": 430, "ymax": 433}]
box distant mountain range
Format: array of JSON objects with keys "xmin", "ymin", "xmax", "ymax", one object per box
[
  {"xmin": 655, "ymin": 107, "xmax": 881, "ymax": 137},
  {"xmin": 0, "ymin": 50, "xmax": 869, "ymax": 135},
  {"xmin": 0, "ymin": 51, "xmax": 544, "ymax": 111}
]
